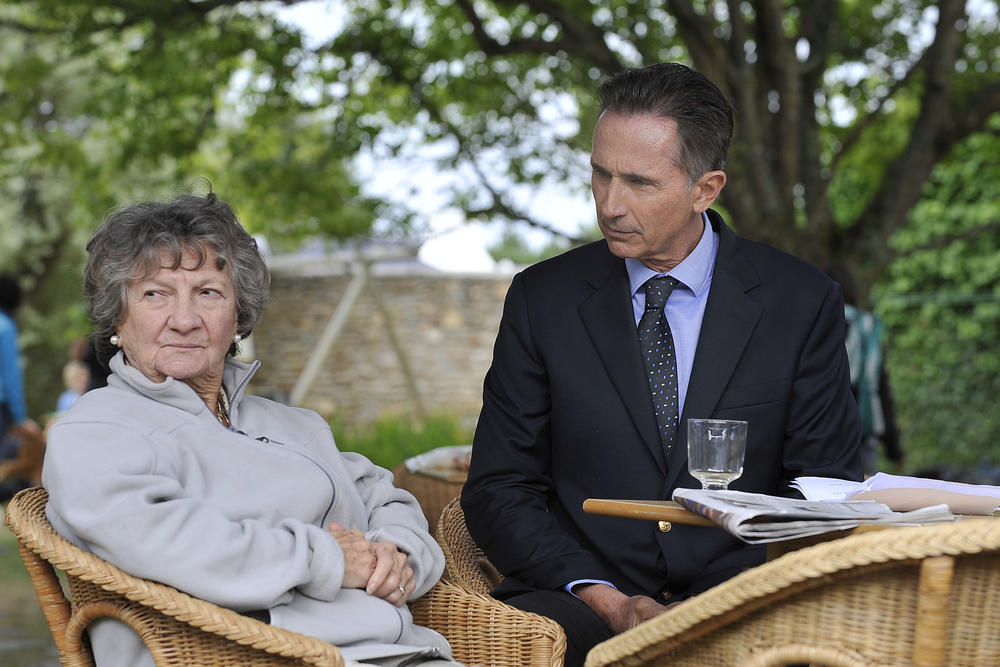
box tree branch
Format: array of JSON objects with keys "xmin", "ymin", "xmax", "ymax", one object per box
[
  {"xmin": 754, "ymin": 0, "xmax": 803, "ymax": 200},
  {"xmin": 831, "ymin": 50, "xmax": 929, "ymax": 171},
  {"xmin": 454, "ymin": 0, "xmax": 624, "ymax": 73},
  {"xmin": 417, "ymin": 87, "xmax": 585, "ymax": 242},
  {"xmin": 0, "ymin": 18, "xmax": 65, "ymax": 33},
  {"xmin": 719, "ymin": 0, "xmax": 785, "ymax": 239},
  {"xmin": 846, "ymin": 0, "xmax": 966, "ymax": 267},
  {"xmin": 941, "ymin": 82, "xmax": 1000, "ymax": 146},
  {"xmin": 666, "ymin": 0, "xmax": 725, "ymax": 79},
  {"xmin": 799, "ymin": 0, "xmax": 837, "ymax": 231}
]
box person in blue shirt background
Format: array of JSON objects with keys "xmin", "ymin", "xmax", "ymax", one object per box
[
  {"xmin": 0, "ymin": 272, "xmax": 29, "ymax": 457},
  {"xmin": 0, "ymin": 272, "xmax": 44, "ymax": 499}
]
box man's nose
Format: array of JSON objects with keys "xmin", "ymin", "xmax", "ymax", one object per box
[{"xmin": 596, "ymin": 179, "xmax": 627, "ymax": 219}]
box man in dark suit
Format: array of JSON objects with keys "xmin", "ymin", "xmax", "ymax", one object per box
[{"xmin": 461, "ymin": 62, "xmax": 863, "ymax": 666}]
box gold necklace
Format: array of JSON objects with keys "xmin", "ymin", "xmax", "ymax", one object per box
[{"xmin": 216, "ymin": 390, "xmax": 230, "ymax": 427}]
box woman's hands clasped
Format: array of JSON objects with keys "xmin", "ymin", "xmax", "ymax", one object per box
[{"xmin": 327, "ymin": 522, "xmax": 414, "ymax": 606}]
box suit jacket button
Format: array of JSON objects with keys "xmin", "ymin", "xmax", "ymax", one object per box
[
  {"xmin": 658, "ymin": 520, "xmax": 671, "ymax": 533},
  {"xmin": 661, "ymin": 588, "xmax": 672, "ymax": 602}
]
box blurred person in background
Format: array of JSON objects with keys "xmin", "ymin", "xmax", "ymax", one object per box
[
  {"xmin": 826, "ymin": 264, "xmax": 903, "ymax": 476},
  {"xmin": 0, "ymin": 272, "xmax": 43, "ymax": 500},
  {"xmin": 56, "ymin": 359, "xmax": 90, "ymax": 413}
]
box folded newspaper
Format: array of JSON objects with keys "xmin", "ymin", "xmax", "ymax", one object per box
[
  {"xmin": 671, "ymin": 487, "xmax": 956, "ymax": 544},
  {"xmin": 791, "ymin": 473, "xmax": 1000, "ymax": 515}
]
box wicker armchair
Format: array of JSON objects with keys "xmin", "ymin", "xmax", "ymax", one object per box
[
  {"xmin": 586, "ymin": 518, "xmax": 1000, "ymax": 667},
  {"xmin": 391, "ymin": 464, "xmax": 466, "ymax": 528},
  {"xmin": 4, "ymin": 486, "xmax": 566, "ymax": 667},
  {"xmin": 436, "ymin": 497, "xmax": 567, "ymax": 666},
  {"xmin": 437, "ymin": 497, "xmax": 504, "ymax": 596}
]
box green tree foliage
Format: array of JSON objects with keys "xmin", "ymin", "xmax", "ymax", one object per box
[
  {"xmin": 2, "ymin": 1, "xmax": 999, "ymax": 469},
  {"xmin": 878, "ymin": 118, "xmax": 1000, "ymax": 471},
  {"xmin": 325, "ymin": 0, "xmax": 1000, "ymax": 285},
  {"xmin": 1, "ymin": 1, "xmax": 380, "ymax": 410}
]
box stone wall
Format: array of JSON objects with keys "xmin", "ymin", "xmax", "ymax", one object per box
[{"xmin": 247, "ymin": 257, "xmax": 514, "ymax": 429}]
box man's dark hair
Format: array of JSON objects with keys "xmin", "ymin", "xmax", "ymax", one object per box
[
  {"xmin": 0, "ymin": 273, "xmax": 22, "ymax": 315},
  {"xmin": 598, "ymin": 62, "xmax": 735, "ymax": 183}
]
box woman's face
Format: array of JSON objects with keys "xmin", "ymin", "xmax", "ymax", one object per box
[{"xmin": 116, "ymin": 245, "xmax": 238, "ymax": 397}]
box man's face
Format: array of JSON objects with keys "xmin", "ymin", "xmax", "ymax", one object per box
[{"xmin": 591, "ymin": 112, "xmax": 723, "ymax": 273}]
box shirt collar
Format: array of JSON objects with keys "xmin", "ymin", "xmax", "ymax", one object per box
[{"xmin": 626, "ymin": 212, "xmax": 717, "ymax": 298}]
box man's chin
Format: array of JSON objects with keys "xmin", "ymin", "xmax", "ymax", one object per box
[{"xmin": 603, "ymin": 237, "xmax": 640, "ymax": 260}]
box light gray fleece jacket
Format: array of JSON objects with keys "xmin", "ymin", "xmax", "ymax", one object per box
[{"xmin": 43, "ymin": 352, "xmax": 451, "ymax": 666}]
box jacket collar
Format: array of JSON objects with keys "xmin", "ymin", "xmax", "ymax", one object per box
[
  {"xmin": 108, "ymin": 351, "xmax": 260, "ymax": 423},
  {"xmin": 578, "ymin": 242, "xmax": 667, "ymax": 471}
]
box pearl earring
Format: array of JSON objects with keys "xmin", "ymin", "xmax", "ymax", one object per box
[
  {"xmin": 233, "ymin": 333, "xmax": 242, "ymax": 343},
  {"xmin": 110, "ymin": 334, "xmax": 120, "ymax": 346}
]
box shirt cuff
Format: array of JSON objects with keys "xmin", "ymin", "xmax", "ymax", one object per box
[{"xmin": 565, "ymin": 579, "xmax": 618, "ymax": 599}]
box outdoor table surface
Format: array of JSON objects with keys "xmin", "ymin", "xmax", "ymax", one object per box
[
  {"xmin": 582, "ymin": 497, "xmax": 990, "ymax": 560},
  {"xmin": 581, "ymin": 498, "xmax": 716, "ymax": 526}
]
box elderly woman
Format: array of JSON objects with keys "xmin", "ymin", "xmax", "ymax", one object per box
[{"xmin": 42, "ymin": 193, "xmax": 460, "ymax": 667}]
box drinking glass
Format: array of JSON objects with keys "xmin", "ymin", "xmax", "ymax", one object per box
[{"xmin": 687, "ymin": 419, "xmax": 748, "ymax": 490}]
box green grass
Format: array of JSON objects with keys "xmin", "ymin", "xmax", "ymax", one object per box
[
  {"xmin": 331, "ymin": 414, "xmax": 473, "ymax": 470},
  {"xmin": 0, "ymin": 505, "xmax": 60, "ymax": 666}
]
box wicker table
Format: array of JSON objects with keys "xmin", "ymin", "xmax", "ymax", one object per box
[{"xmin": 392, "ymin": 464, "xmax": 467, "ymax": 527}]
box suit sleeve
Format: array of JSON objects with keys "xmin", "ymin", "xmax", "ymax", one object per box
[
  {"xmin": 462, "ymin": 274, "xmax": 616, "ymax": 590},
  {"xmin": 781, "ymin": 279, "xmax": 864, "ymax": 481}
]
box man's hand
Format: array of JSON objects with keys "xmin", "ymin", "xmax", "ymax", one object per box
[
  {"xmin": 328, "ymin": 522, "xmax": 414, "ymax": 606},
  {"xmin": 574, "ymin": 583, "xmax": 671, "ymax": 634}
]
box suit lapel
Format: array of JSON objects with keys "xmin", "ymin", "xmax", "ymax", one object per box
[
  {"xmin": 665, "ymin": 213, "xmax": 762, "ymax": 486},
  {"xmin": 578, "ymin": 248, "xmax": 667, "ymax": 472}
]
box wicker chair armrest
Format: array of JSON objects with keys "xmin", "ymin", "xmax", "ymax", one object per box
[
  {"xmin": 436, "ymin": 497, "xmax": 502, "ymax": 595},
  {"xmin": 5, "ymin": 487, "xmax": 344, "ymax": 667},
  {"xmin": 411, "ymin": 579, "xmax": 567, "ymax": 667},
  {"xmin": 585, "ymin": 519, "xmax": 1000, "ymax": 667}
]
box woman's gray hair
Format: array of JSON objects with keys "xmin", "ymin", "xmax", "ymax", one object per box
[{"xmin": 85, "ymin": 192, "xmax": 270, "ymax": 367}]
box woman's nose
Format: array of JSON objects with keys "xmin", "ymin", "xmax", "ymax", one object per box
[{"xmin": 167, "ymin": 295, "xmax": 200, "ymax": 330}]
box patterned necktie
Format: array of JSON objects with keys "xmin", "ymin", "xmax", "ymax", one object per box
[{"xmin": 638, "ymin": 276, "xmax": 680, "ymax": 455}]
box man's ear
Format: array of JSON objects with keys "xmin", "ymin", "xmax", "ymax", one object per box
[{"xmin": 692, "ymin": 170, "xmax": 727, "ymax": 213}]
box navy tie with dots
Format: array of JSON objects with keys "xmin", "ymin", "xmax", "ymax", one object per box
[{"xmin": 638, "ymin": 276, "xmax": 680, "ymax": 455}]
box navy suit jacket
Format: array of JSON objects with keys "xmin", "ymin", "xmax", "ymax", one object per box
[{"xmin": 462, "ymin": 210, "xmax": 863, "ymax": 599}]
